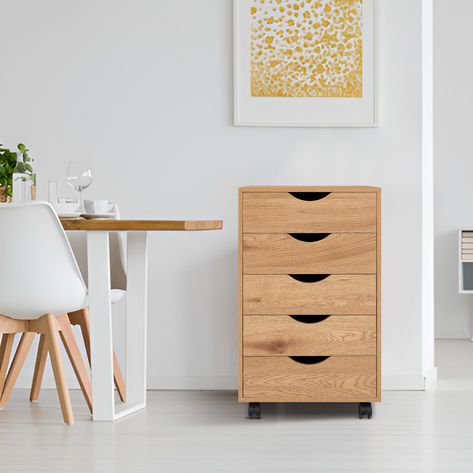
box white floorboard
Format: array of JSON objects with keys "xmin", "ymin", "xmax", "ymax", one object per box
[{"xmin": 0, "ymin": 340, "xmax": 472, "ymax": 472}]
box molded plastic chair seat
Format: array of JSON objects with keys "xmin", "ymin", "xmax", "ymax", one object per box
[{"xmin": 0, "ymin": 202, "xmax": 92, "ymax": 424}]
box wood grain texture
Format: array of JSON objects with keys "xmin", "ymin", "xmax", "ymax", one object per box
[
  {"xmin": 42, "ymin": 314, "xmax": 75, "ymax": 424},
  {"xmin": 243, "ymin": 275, "xmax": 376, "ymax": 315},
  {"xmin": 376, "ymin": 189, "xmax": 382, "ymax": 399},
  {"xmin": 0, "ymin": 333, "xmax": 35, "ymax": 408},
  {"xmin": 0, "ymin": 313, "xmax": 92, "ymax": 424},
  {"xmin": 243, "ymin": 356, "xmax": 377, "ymax": 402},
  {"xmin": 242, "ymin": 192, "xmax": 377, "ymax": 233},
  {"xmin": 238, "ymin": 186, "xmax": 381, "ymax": 404},
  {"xmin": 0, "ymin": 334, "xmax": 15, "ymax": 395},
  {"xmin": 243, "ymin": 233, "xmax": 376, "ymax": 274},
  {"xmin": 0, "ymin": 316, "xmax": 29, "ymax": 334},
  {"xmin": 238, "ymin": 190, "xmax": 244, "ymax": 400},
  {"xmin": 243, "ymin": 316, "xmax": 376, "ymax": 356},
  {"xmin": 60, "ymin": 219, "xmax": 223, "ymax": 232},
  {"xmin": 240, "ymin": 186, "xmax": 381, "ymax": 193},
  {"xmin": 58, "ymin": 315, "xmax": 93, "ymax": 414},
  {"xmin": 29, "ymin": 314, "xmax": 75, "ymax": 424},
  {"xmin": 30, "ymin": 334, "xmax": 47, "ymax": 402}
]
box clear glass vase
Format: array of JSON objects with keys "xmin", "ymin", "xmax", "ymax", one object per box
[
  {"xmin": 12, "ymin": 152, "xmax": 36, "ymax": 202},
  {"xmin": 12, "ymin": 173, "xmax": 35, "ymax": 202}
]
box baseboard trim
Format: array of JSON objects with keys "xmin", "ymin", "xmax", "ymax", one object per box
[
  {"xmin": 15, "ymin": 374, "xmax": 433, "ymax": 392},
  {"xmin": 146, "ymin": 376, "xmax": 238, "ymax": 390},
  {"xmin": 14, "ymin": 375, "xmax": 239, "ymax": 391},
  {"xmin": 382, "ymin": 374, "xmax": 427, "ymax": 391},
  {"xmin": 424, "ymin": 366, "xmax": 438, "ymax": 389}
]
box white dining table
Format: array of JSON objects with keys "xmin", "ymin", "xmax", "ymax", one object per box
[{"xmin": 61, "ymin": 218, "xmax": 223, "ymax": 421}]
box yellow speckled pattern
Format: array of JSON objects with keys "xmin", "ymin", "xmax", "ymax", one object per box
[{"xmin": 251, "ymin": 0, "xmax": 363, "ymax": 97}]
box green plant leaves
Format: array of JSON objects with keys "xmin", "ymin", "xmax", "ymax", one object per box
[
  {"xmin": 0, "ymin": 143, "xmax": 34, "ymax": 197},
  {"xmin": 17, "ymin": 143, "xmax": 32, "ymax": 164}
]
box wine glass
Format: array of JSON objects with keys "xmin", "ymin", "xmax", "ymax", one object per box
[{"xmin": 66, "ymin": 162, "xmax": 93, "ymax": 213}]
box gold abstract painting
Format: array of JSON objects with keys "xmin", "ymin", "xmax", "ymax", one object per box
[{"xmin": 250, "ymin": 0, "xmax": 363, "ymax": 98}]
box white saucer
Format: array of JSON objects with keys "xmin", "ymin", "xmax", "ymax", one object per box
[
  {"xmin": 58, "ymin": 213, "xmax": 81, "ymax": 219},
  {"xmin": 81, "ymin": 213, "xmax": 115, "ymax": 219}
]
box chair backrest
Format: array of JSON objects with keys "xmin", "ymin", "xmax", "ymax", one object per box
[
  {"xmin": 0, "ymin": 201, "xmax": 88, "ymax": 319},
  {"xmin": 66, "ymin": 203, "xmax": 127, "ymax": 290}
]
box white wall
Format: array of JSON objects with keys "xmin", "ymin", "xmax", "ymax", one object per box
[
  {"xmin": 434, "ymin": 0, "xmax": 473, "ymax": 339},
  {"xmin": 422, "ymin": 0, "xmax": 436, "ymax": 384},
  {"xmin": 0, "ymin": 0, "xmax": 432, "ymax": 391}
]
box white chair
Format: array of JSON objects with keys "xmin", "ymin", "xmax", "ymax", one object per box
[
  {"xmin": 0, "ymin": 201, "xmax": 92, "ymax": 424},
  {"xmin": 31, "ymin": 203, "xmax": 127, "ymax": 402}
]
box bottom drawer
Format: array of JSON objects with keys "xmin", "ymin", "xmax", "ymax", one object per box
[{"xmin": 243, "ymin": 356, "xmax": 376, "ymax": 402}]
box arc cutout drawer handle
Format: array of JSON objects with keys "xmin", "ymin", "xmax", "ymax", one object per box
[
  {"xmin": 289, "ymin": 233, "xmax": 330, "ymax": 243},
  {"xmin": 289, "ymin": 274, "xmax": 330, "ymax": 283},
  {"xmin": 289, "ymin": 192, "xmax": 330, "ymax": 202},
  {"xmin": 289, "ymin": 315, "xmax": 331, "ymax": 324},
  {"xmin": 289, "ymin": 356, "xmax": 330, "ymax": 365}
]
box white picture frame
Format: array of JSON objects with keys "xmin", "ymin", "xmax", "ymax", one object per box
[{"xmin": 234, "ymin": 0, "xmax": 377, "ymax": 127}]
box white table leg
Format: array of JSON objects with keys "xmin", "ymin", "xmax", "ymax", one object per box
[
  {"xmin": 87, "ymin": 231, "xmax": 115, "ymax": 421},
  {"xmin": 87, "ymin": 231, "xmax": 148, "ymax": 421},
  {"xmin": 122, "ymin": 232, "xmax": 148, "ymax": 414}
]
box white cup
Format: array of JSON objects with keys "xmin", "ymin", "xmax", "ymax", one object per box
[{"xmin": 84, "ymin": 199, "xmax": 113, "ymax": 214}]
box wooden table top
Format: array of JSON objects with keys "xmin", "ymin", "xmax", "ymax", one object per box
[{"xmin": 60, "ymin": 218, "xmax": 223, "ymax": 232}]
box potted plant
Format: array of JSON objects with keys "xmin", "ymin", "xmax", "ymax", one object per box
[
  {"xmin": 0, "ymin": 143, "xmax": 35, "ymax": 202},
  {"xmin": 0, "ymin": 145, "xmax": 17, "ymax": 202}
]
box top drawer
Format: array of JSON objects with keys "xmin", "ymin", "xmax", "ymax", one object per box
[{"xmin": 242, "ymin": 192, "xmax": 377, "ymax": 234}]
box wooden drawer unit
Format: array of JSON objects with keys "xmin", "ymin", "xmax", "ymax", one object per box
[{"xmin": 238, "ymin": 186, "xmax": 381, "ymax": 419}]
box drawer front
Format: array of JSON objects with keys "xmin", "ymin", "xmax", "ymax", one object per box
[
  {"xmin": 243, "ymin": 233, "xmax": 376, "ymax": 274},
  {"xmin": 243, "ymin": 356, "xmax": 376, "ymax": 401},
  {"xmin": 243, "ymin": 315, "xmax": 376, "ymax": 356},
  {"xmin": 242, "ymin": 192, "xmax": 377, "ymax": 234},
  {"xmin": 243, "ymin": 275, "xmax": 376, "ymax": 315}
]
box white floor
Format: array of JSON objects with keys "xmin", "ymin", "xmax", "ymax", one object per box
[{"xmin": 1, "ymin": 340, "xmax": 472, "ymax": 473}]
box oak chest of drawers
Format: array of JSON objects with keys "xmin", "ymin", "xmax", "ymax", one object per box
[{"xmin": 238, "ymin": 186, "xmax": 381, "ymax": 419}]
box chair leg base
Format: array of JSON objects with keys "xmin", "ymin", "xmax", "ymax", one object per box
[{"xmin": 70, "ymin": 308, "xmax": 126, "ymax": 403}]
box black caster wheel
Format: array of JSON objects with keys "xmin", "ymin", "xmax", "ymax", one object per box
[
  {"xmin": 358, "ymin": 402, "xmax": 372, "ymax": 419},
  {"xmin": 247, "ymin": 402, "xmax": 262, "ymax": 419}
]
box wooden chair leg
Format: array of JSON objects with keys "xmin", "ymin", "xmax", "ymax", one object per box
[
  {"xmin": 0, "ymin": 334, "xmax": 15, "ymax": 395},
  {"xmin": 112, "ymin": 350, "xmax": 126, "ymax": 402},
  {"xmin": 72, "ymin": 309, "xmax": 91, "ymax": 364},
  {"xmin": 57, "ymin": 315, "xmax": 93, "ymax": 413},
  {"xmin": 0, "ymin": 333, "xmax": 35, "ymax": 408},
  {"xmin": 39, "ymin": 314, "xmax": 74, "ymax": 425},
  {"xmin": 70, "ymin": 308, "xmax": 126, "ymax": 402},
  {"xmin": 30, "ymin": 334, "xmax": 47, "ymax": 402}
]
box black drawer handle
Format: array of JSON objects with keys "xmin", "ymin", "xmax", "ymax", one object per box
[
  {"xmin": 289, "ymin": 274, "xmax": 330, "ymax": 283},
  {"xmin": 289, "ymin": 233, "xmax": 330, "ymax": 243},
  {"xmin": 289, "ymin": 192, "xmax": 330, "ymax": 202},
  {"xmin": 289, "ymin": 356, "xmax": 330, "ymax": 365},
  {"xmin": 289, "ymin": 315, "xmax": 331, "ymax": 324}
]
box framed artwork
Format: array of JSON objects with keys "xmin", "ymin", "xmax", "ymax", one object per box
[{"xmin": 234, "ymin": 0, "xmax": 376, "ymax": 127}]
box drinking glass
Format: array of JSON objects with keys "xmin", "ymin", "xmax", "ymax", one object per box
[
  {"xmin": 48, "ymin": 180, "xmax": 59, "ymax": 207},
  {"xmin": 66, "ymin": 162, "xmax": 93, "ymax": 213}
]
